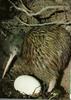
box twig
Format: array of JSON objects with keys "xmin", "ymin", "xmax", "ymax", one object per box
[
  {"xmin": 30, "ymin": 6, "xmax": 69, "ymax": 16},
  {"xmin": 16, "ymin": 17, "xmax": 71, "ymax": 27},
  {"xmin": 8, "ymin": 0, "xmax": 70, "ymax": 17},
  {"xmin": 32, "ymin": 86, "xmax": 41, "ymax": 95},
  {"xmin": 8, "ymin": 0, "xmax": 31, "ymax": 16},
  {"xmin": 19, "ymin": 0, "xmax": 32, "ymax": 13}
]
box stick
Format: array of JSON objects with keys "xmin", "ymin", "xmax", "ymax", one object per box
[
  {"xmin": 16, "ymin": 17, "xmax": 71, "ymax": 27},
  {"xmin": 8, "ymin": 0, "xmax": 70, "ymax": 17}
]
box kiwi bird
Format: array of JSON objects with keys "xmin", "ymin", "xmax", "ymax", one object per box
[{"xmin": 2, "ymin": 25, "xmax": 71, "ymax": 93}]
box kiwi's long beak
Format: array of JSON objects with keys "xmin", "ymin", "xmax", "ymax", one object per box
[{"xmin": 2, "ymin": 52, "xmax": 16, "ymax": 79}]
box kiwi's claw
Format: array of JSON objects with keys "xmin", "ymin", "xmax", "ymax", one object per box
[
  {"xmin": 47, "ymin": 89, "xmax": 61, "ymax": 100},
  {"xmin": 48, "ymin": 78, "xmax": 56, "ymax": 93}
]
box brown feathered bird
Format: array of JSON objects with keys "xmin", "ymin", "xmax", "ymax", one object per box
[
  {"xmin": 22, "ymin": 25, "xmax": 71, "ymax": 92},
  {"xmin": 2, "ymin": 25, "xmax": 71, "ymax": 93}
]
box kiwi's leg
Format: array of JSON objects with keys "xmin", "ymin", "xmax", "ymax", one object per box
[{"xmin": 48, "ymin": 77, "xmax": 56, "ymax": 92}]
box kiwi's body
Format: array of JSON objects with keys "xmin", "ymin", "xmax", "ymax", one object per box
[{"xmin": 10, "ymin": 25, "xmax": 71, "ymax": 87}]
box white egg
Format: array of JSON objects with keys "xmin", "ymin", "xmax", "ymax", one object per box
[
  {"xmin": 14, "ymin": 75, "xmax": 41, "ymax": 96},
  {"xmin": 70, "ymin": 94, "xmax": 71, "ymax": 100}
]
